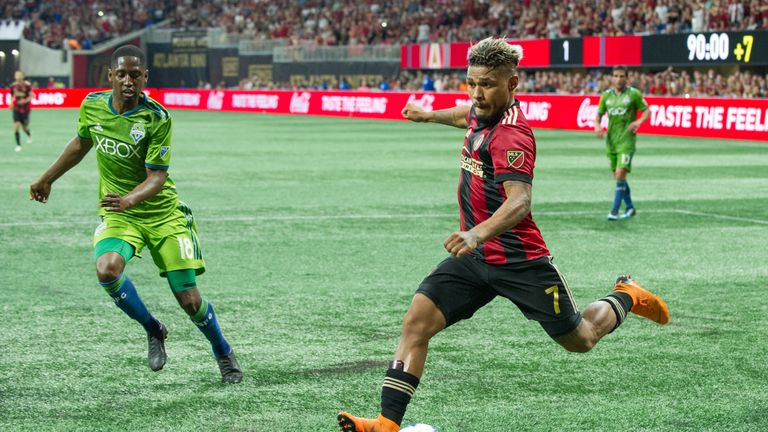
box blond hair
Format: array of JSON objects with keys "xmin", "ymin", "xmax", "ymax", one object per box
[{"xmin": 468, "ymin": 37, "xmax": 523, "ymax": 73}]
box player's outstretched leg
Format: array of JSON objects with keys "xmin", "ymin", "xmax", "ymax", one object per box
[
  {"xmin": 338, "ymin": 294, "xmax": 442, "ymax": 432},
  {"xmin": 613, "ymin": 275, "xmax": 669, "ymax": 324},
  {"xmin": 338, "ymin": 412, "xmax": 400, "ymax": 432}
]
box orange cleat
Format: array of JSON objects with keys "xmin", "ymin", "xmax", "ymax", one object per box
[
  {"xmin": 338, "ymin": 412, "xmax": 400, "ymax": 432},
  {"xmin": 613, "ymin": 275, "xmax": 670, "ymax": 325}
]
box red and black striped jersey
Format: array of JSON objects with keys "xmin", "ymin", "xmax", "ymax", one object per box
[
  {"xmin": 457, "ymin": 100, "xmax": 549, "ymax": 264},
  {"xmin": 10, "ymin": 81, "xmax": 33, "ymax": 114}
]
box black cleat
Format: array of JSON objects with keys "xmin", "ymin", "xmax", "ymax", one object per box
[
  {"xmin": 217, "ymin": 350, "xmax": 243, "ymax": 384},
  {"xmin": 147, "ymin": 322, "xmax": 168, "ymax": 371}
]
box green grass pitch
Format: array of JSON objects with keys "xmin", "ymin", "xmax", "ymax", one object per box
[{"xmin": 1, "ymin": 109, "xmax": 767, "ymax": 431}]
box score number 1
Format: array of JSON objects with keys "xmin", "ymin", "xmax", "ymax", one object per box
[{"xmin": 562, "ymin": 40, "xmax": 569, "ymax": 62}]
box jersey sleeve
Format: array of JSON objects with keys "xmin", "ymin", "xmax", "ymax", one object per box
[
  {"xmin": 489, "ymin": 125, "xmax": 535, "ymax": 184},
  {"xmin": 145, "ymin": 115, "xmax": 172, "ymax": 170},
  {"xmin": 77, "ymin": 100, "xmax": 92, "ymax": 141},
  {"xmin": 597, "ymin": 92, "xmax": 607, "ymax": 115},
  {"xmin": 633, "ymin": 89, "xmax": 649, "ymax": 112}
]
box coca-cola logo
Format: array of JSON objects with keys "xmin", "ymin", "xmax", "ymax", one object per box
[
  {"xmin": 406, "ymin": 93, "xmax": 435, "ymax": 112},
  {"xmin": 576, "ymin": 97, "xmax": 607, "ymax": 129},
  {"xmin": 206, "ymin": 91, "xmax": 225, "ymax": 110},
  {"xmin": 290, "ymin": 92, "xmax": 311, "ymax": 113}
]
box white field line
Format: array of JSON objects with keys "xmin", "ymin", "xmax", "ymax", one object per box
[
  {"xmin": 1, "ymin": 209, "xmax": 767, "ymax": 228},
  {"xmin": 669, "ymin": 209, "xmax": 768, "ymax": 226}
]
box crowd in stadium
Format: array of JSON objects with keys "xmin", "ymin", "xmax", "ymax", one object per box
[
  {"xmin": 4, "ymin": 0, "xmax": 767, "ymax": 49},
  {"xmin": 5, "ymin": 0, "xmax": 766, "ymax": 98},
  {"xmin": 183, "ymin": 0, "xmax": 768, "ymax": 45},
  {"xmin": 7, "ymin": 0, "xmax": 171, "ymax": 49}
]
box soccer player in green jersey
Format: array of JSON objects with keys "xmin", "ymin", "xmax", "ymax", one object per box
[
  {"xmin": 29, "ymin": 45, "xmax": 242, "ymax": 384},
  {"xmin": 594, "ymin": 66, "xmax": 650, "ymax": 221}
]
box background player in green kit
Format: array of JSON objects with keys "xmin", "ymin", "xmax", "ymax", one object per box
[
  {"xmin": 594, "ymin": 66, "xmax": 650, "ymax": 221},
  {"xmin": 29, "ymin": 45, "xmax": 242, "ymax": 384}
]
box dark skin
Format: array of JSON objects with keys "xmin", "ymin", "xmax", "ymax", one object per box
[
  {"xmin": 30, "ymin": 55, "xmax": 201, "ymax": 315},
  {"xmin": 398, "ymin": 63, "xmax": 618, "ymax": 378}
]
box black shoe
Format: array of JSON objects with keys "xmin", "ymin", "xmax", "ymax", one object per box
[
  {"xmin": 217, "ymin": 350, "xmax": 243, "ymax": 384},
  {"xmin": 147, "ymin": 322, "xmax": 168, "ymax": 371}
]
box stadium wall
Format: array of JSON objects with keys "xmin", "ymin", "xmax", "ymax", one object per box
[{"xmin": 9, "ymin": 88, "xmax": 768, "ymax": 141}]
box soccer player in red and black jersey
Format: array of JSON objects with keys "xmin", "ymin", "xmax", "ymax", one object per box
[
  {"xmin": 10, "ymin": 70, "xmax": 33, "ymax": 152},
  {"xmin": 338, "ymin": 37, "xmax": 670, "ymax": 432}
]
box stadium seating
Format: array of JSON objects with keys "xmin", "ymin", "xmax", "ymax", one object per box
[
  {"xmin": 13, "ymin": 0, "xmax": 170, "ymax": 49},
  {"xmin": 11, "ymin": 0, "xmax": 766, "ymax": 50},
  {"xmin": 176, "ymin": 0, "xmax": 765, "ymax": 44},
  {"xmin": 11, "ymin": 0, "xmax": 765, "ymax": 97}
]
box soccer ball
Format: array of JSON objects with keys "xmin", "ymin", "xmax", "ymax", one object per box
[{"xmin": 400, "ymin": 424, "xmax": 439, "ymax": 432}]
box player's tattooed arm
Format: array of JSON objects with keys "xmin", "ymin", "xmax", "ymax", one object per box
[
  {"xmin": 30, "ymin": 136, "xmax": 93, "ymax": 203},
  {"xmin": 402, "ymin": 103, "xmax": 469, "ymax": 128},
  {"xmin": 101, "ymin": 168, "xmax": 167, "ymax": 212},
  {"xmin": 444, "ymin": 180, "xmax": 531, "ymax": 257}
]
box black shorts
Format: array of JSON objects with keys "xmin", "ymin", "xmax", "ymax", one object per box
[
  {"xmin": 416, "ymin": 255, "xmax": 582, "ymax": 338},
  {"xmin": 12, "ymin": 110, "xmax": 29, "ymax": 124}
]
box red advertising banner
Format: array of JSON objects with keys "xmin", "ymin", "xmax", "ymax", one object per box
[
  {"xmin": 404, "ymin": 39, "xmax": 552, "ymax": 69},
  {"xmin": 157, "ymin": 89, "xmax": 471, "ymax": 120},
  {"xmin": 9, "ymin": 88, "xmax": 768, "ymax": 141},
  {"xmin": 156, "ymin": 89, "xmax": 768, "ymax": 141},
  {"xmin": 515, "ymin": 94, "xmax": 768, "ymax": 141},
  {"xmin": 0, "ymin": 88, "xmax": 98, "ymax": 108},
  {"xmin": 0, "ymin": 88, "xmax": 162, "ymax": 108}
]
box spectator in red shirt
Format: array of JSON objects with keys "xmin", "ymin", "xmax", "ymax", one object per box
[{"xmin": 649, "ymin": 76, "xmax": 669, "ymax": 95}]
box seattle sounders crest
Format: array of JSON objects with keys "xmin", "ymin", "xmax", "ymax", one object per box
[{"xmin": 130, "ymin": 123, "xmax": 146, "ymax": 144}]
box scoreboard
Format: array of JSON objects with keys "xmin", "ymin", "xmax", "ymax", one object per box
[
  {"xmin": 401, "ymin": 31, "xmax": 768, "ymax": 69},
  {"xmin": 642, "ymin": 32, "xmax": 768, "ymax": 66}
]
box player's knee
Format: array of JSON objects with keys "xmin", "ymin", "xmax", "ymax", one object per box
[
  {"xmin": 555, "ymin": 326, "xmax": 597, "ymax": 353},
  {"xmin": 176, "ymin": 295, "xmax": 201, "ymax": 316},
  {"xmin": 95, "ymin": 257, "xmax": 123, "ymax": 283},
  {"xmin": 401, "ymin": 310, "xmax": 440, "ymax": 343},
  {"xmin": 179, "ymin": 298, "xmax": 201, "ymax": 316}
]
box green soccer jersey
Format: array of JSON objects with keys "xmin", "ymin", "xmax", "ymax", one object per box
[
  {"xmin": 77, "ymin": 91, "xmax": 178, "ymax": 221},
  {"xmin": 597, "ymin": 86, "xmax": 648, "ymax": 151}
]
